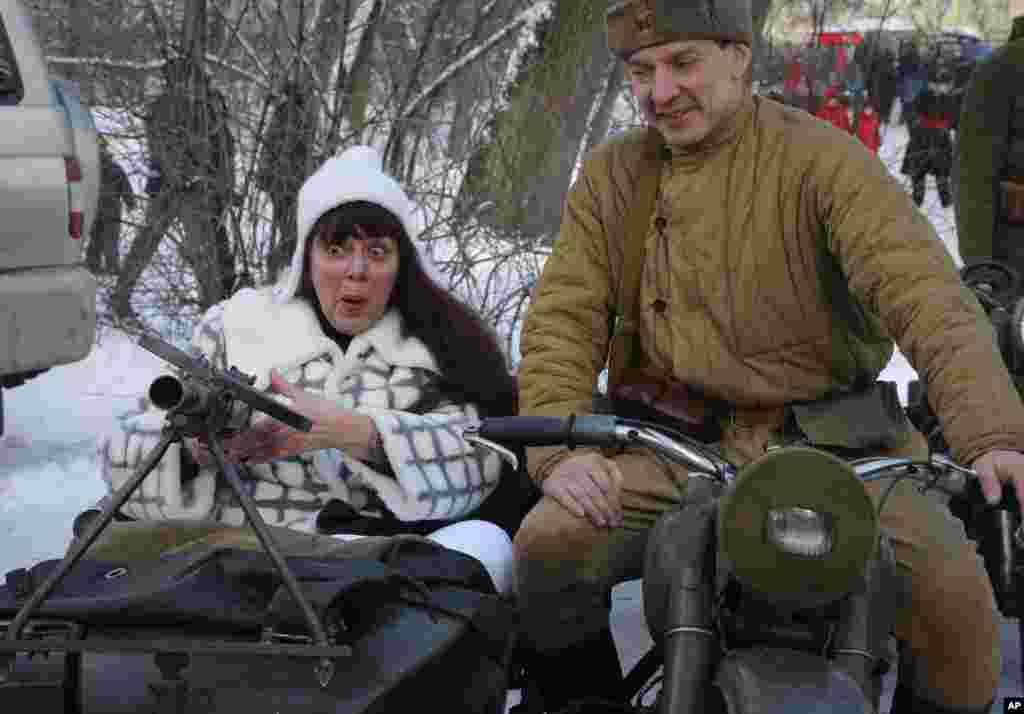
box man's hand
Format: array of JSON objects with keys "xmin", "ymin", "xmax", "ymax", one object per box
[
  {"xmin": 543, "ymin": 452, "xmax": 624, "ymax": 528},
  {"xmin": 971, "ymin": 449, "xmax": 1024, "ymax": 508}
]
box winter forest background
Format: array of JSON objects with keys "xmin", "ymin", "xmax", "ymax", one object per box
[{"xmin": 21, "ymin": 0, "xmax": 1018, "ymax": 359}]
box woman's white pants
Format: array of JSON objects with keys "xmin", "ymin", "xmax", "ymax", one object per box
[{"xmin": 323, "ymin": 519, "xmax": 515, "ymax": 596}]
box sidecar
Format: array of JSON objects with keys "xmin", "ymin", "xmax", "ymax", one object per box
[{"xmin": 0, "ymin": 525, "xmax": 515, "ymax": 714}]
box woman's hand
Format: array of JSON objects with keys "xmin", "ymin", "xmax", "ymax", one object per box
[
  {"xmin": 184, "ymin": 437, "xmax": 215, "ymax": 468},
  {"xmin": 220, "ymin": 370, "xmax": 374, "ymax": 464}
]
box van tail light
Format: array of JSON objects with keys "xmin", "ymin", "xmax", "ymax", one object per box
[{"xmin": 65, "ymin": 156, "xmax": 84, "ymax": 240}]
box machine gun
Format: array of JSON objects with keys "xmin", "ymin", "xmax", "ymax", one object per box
[
  {"xmin": 2, "ymin": 334, "xmax": 345, "ymax": 689},
  {"xmin": 139, "ymin": 334, "xmax": 312, "ymax": 437}
]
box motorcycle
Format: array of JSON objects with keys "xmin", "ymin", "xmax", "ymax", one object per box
[{"xmin": 465, "ymin": 413, "xmax": 999, "ymax": 714}]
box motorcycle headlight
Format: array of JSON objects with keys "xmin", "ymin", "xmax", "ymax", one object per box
[
  {"xmin": 717, "ymin": 447, "xmax": 878, "ymax": 610},
  {"xmin": 765, "ymin": 507, "xmax": 834, "ymax": 557}
]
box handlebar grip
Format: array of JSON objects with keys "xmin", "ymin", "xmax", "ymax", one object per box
[
  {"xmin": 964, "ymin": 476, "xmax": 1021, "ymax": 513},
  {"xmin": 476, "ymin": 415, "xmax": 620, "ymax": 448}
]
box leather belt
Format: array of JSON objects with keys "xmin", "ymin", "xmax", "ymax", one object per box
[{"xmin": 718, "ymin": 403, "xmax": 788, "ymax": 430}]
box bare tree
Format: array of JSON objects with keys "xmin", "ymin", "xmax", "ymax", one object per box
[
  {"xmin": 110, "ymin": 0, "xmax": 237, "ymax": 324},
  {"xmin": 28, "ymin": 0, "xmax": 804, "ymax": 355},
  {"xmin": 456, "ymin": 1, "xmax": 618, "ymax": 246}
]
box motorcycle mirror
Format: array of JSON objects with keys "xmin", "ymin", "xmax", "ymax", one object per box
[
  {"xmin": 461, "ymin": 431, "xmax": 520, "ymax": 472},
  {"xmin": 1011, "ymin": 298, "xmax": 1024, "ymax": 371},
  {"xmin": 961, "ymin": 260, "xmax": 1022, "ymax": 305}
]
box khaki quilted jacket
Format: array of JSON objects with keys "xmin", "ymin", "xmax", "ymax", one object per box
[{"xmin": 519, "ymin": 96, "xmax": 1024, "ymax": 481}]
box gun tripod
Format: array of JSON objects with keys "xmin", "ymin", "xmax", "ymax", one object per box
[{"xmin": 1, "ymin": 336, "xmax": 346, "ymax": 695}]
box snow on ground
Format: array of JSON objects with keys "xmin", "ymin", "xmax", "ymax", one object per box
[
  {"xmin": 0, "ymin": 329, "xmax": 166, "ymax": 573},
  {"xmin": 0, "ymin": 102, "xmax": 953, "ymax": 577}
]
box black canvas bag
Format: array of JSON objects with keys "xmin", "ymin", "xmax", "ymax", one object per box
[{"xmin": 0, "ymin": 535, "xmax": 514, "ymax": 714}]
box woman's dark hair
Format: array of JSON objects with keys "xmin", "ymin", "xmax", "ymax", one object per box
[{"xmin": 298, "ymin": 201, "xmax": 516, "ymax": 417}]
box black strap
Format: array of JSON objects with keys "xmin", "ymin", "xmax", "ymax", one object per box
[
  {"xmin": 607, "ymin": 130, "xmax": 668, "ymax": 390},
  {"xmin": 266, "ymin": 558, "xmax": 437, "ymax": 633}
]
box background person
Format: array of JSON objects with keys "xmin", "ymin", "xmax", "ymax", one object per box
[
  {"xmin": 855, "ymin": 99, "xmax": 883, "ymax": 154},
  {"xmin": 955, "ymin": 15, "xmax": 1024, "ymax": 275},
  {"xmin": 901, "ymin": 68, "xmax": 957, "ymax": 208}
]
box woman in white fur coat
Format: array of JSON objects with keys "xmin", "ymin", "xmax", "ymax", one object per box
[{"xmin": 98, "ymin": 147, "xmax": 524, "ymax": 593}]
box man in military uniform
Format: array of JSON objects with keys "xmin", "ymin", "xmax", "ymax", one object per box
[
  {"xmin": 515, "ymin": 1, "xmax": 1024, "ymax": 712},
  {"xmin": 955, "ymin": 15, "xmax": 1024, "ymax": 274}
]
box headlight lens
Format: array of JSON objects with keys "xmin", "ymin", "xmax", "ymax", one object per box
[
  {"xmin": 717, "ymin": 447, "xmax": 878, "ymax": 610},
  {"xmin": 765, "ymin": 507, "xmax": 834, "ymax": 558}
]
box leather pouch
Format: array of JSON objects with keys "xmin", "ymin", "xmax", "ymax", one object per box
[
  {"xmin": 787, "ymin": 380, "xmax": 911, "ymax": 452},
  {"xmin": 604, "ymin": 371, "xmax": 723, "ymax": 443}
]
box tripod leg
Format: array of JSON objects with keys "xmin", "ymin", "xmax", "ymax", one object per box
[
  {"xmin": 5, "ymin": 427, "xmax": 179, "ymax": 640},
  {"xmin": 205, "ymin": 431, "xmax": 336, "ymax": 688}
]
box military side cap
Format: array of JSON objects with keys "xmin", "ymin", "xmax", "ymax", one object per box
[{"xmin": 606, "ymin": 0, "xmax": 754, "ymax": 59}]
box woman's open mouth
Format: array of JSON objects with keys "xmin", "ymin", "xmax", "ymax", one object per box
[{"xmin": 339, "ymin": 296, "xmax": 368, "ymax": 313}]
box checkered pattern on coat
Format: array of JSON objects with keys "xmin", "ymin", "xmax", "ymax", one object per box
[{"xmin": 99, "ymin": 288, "xmax": 503, "ymax": 529}]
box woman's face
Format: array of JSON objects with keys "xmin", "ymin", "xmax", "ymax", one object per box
[{"xmin": 310, "ymin": 224, "xmax": 400, "ymax": 336}]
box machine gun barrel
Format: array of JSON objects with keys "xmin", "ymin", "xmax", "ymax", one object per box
[
  {"xmin": 149, "ymin": 374, "xmax": 215, "ymax": 414},
  {"xmin": 137, "ymin": 334, "xmax": 312, "ymax": 433},
  {"xmin": 148, "ymin": 374, "xmax": 252, "ymax": 433}
]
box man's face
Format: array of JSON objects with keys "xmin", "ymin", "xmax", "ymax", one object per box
[{"xmin": 626, "ymin": 39, "xmax": 752, "ymax": 149}]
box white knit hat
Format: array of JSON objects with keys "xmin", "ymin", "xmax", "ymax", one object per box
[{"xmin": 273, "ymin": 145, "xmax": 439, "ymax": 304}]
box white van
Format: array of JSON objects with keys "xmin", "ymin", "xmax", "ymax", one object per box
[{"xmin": 0, "ymin": 0, "xmax": 100, "ymax": 433}]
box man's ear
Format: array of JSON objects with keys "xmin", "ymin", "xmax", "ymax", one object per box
[{"xmin": 726, "ymin": 42, "xmax": 753, "ymax": 80}]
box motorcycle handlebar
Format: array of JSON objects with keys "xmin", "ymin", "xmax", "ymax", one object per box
[
  {"xmin": 475, "ymin": 415, "xmax": 621, "ymax": 449},
  {"xmin": 471, "ymin": 415, "xmax": 979, "ymax": 490},
  {"xmin": 470, "ymin": 415, "xmax": 1024, "ymax": 564},
  {"xmin": 471, "ymin": 415, "xmax": 734, "ymax": 478}
]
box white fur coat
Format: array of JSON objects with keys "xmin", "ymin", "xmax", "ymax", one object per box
[{"xmin": 100, "ymin": 287, "xmax": 503, "ymax": 530}]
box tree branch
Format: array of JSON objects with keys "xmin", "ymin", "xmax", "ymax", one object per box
[
  {"xmin": 44, "ymin": 53, "xmax": 270, "ymax": 88},
  {"xmin": 210, "ymin": 0, "xmax": 272, "ymax": 83},
  {"xmin": 399, "ymin": 1, "xmax": 549, "ymax": 121}
]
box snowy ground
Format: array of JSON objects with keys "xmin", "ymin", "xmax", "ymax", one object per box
[{"xmin": 1, "ymin": 104, "xmax": 1018, "ymax": 709}]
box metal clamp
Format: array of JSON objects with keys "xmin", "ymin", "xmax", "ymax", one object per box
[
  {"xmin": 832, "ymin": 647, "xmax": 875, "ymax": 662},
  {"xmin": 261, "ymin": 623, "xmax": 352, "ymax": 689},
  {"xmin": 663, "ymin": 626, "xmax": 715, "ymax": 639}
]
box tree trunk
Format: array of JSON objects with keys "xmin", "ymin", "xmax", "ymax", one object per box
[
  {"xmin": 384, "ymin": 0, "xmax": 450, "ymax": 177},
  {"xmin": 458, "ymin": 0, "xmax": 613, "ymax": 245},
  {"xmin": 112, "ymin": 0, "xmax": 238, "ymax": 321},
  {"xmin": 527, "ymin": 5, "xmax": 614, "ymax": 244},
  {"xmin": 182, "ymin": 0, "xmax": 207, "ymax": 65},
  {"xmin": 340, "ymin": 0, "xmax": 384, "ymax": 138},
  {"xmin": 751, "ymin": 0, "xmax": 774, "ymax": 71},
  {"xmin": 581, "ymin": 58, "xmax": 624, "ymax": 159}
]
